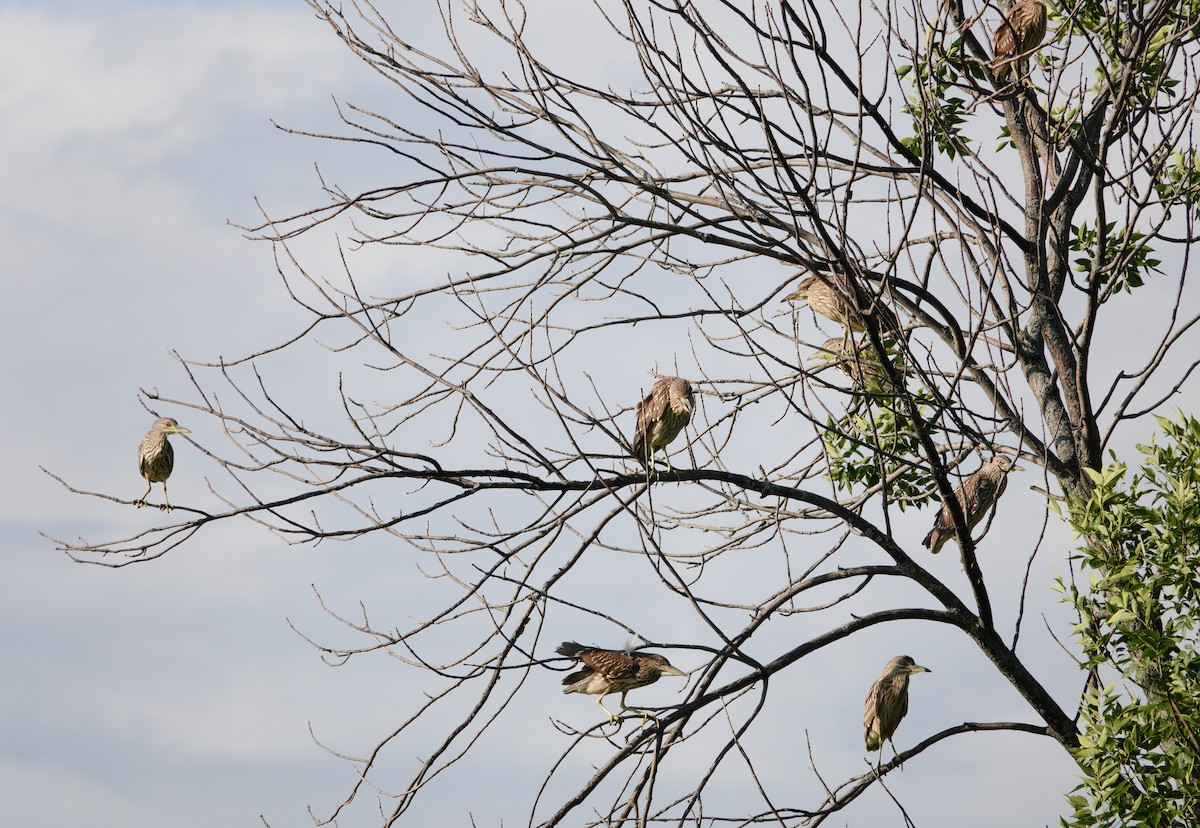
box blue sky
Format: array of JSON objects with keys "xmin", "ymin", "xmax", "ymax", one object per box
[{"xmin": 4, "ymin": 1, "xmax": 1185, "ymax": 826}]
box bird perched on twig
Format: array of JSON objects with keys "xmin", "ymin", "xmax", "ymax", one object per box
[
  {"xmin": 632, "ymin": 376, "xmax": 694, "ymax": 472},
  {"xmin": 136, "ymin": 417, "xmax": 191, "ymax": 511},
  {"xmin": 817, "ymin": 337, "xmax": 903, "ymax": 395},
  {"xmin": 992, "ymin": 0, "xmax": 1049, "ymax": 83},
  {"xmin": 922, "ymin": 456, "xmax": 1019, "ymax": 553},
  {"xmin": 557, "ymin": 641, "xmax": 686, "ymax": 723},
  {"xmin": 864, "ymin": 655, "xmax": 931, "ymax": 758},
  {"xmin": 785, "ymin": 273, "xmax": 901, "ymax": 338}
]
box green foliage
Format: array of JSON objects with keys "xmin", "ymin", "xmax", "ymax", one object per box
[
  {"xmin": 1070, "ymin": 222, "xmax": 1162, "ymax": 294},
  {"xmin": 995, "ymin": 123, "xmax": 1014, "ymax": 153},
  {"xmin": 1057, "ymin": 414, "xmax": 1200, "ymax": 827},
  {"xmin": 898, "ymin": 35, "xmax": 974, "ymax": 159},
  {"xmin": 821, "ymin": 399, "xmax": 936, "ymax": 511},
  {"xmin": 1047, "ymin": 99, "xmax": 1083, "ymax": 150},
  {"xmin": 1154, "ymin": 149, "xmax": 1200, "ymax": 219},
  {"xmin": 1074, "ymin": 0, "xmax": 1186, "ymax": 105}
]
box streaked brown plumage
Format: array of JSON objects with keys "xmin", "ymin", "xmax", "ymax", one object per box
[
  {"xmin": 136, "ymin": 417, "xmax": 191, "ymax": 511},
  {"xmin": 785, "ymin": 274, "xmax": 901, "ymax": 337},
  {"xmin": 922, "ymin": 456, "xmax": 1017, "ymax": 553},
  {"xmin": 817, "ymin": 337, "xmax": 901, "ymax": 393},
  {"xmin": 992, "ymin": 0, "xmax": 1049, "ymax": 82},
  {"xmin": 557, "ymin": 641, "xmax": 686, "ymax": 722},
  {"xmin": 864, "ymin": 655, "xmax": 931, "ymax": 754},
  {"xmin": 632, "ymin": 377, "xmax": 694, "ymax": 471}
]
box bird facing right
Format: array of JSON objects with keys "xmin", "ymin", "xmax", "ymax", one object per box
[
  {"xmin": 992, "ymin": 0, "xmax": 1049, "ymax": 83},
  {"xmin": 922, "ymin": 456, "xmax": 1019, "ymax": 553},
  {"xmin": 557, "ymin": 641, "xmax": 687, "ymax": 722},
  {"xmin": 136, "ymin": 417, "xmax": 191, "ymax": 511},
  {"xmin": 863, "ymin": 655, "xmax": 931, "ymax": 755}
]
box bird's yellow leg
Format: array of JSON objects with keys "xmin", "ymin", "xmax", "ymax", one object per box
[
  {"xmin": 160, "ymin": 482, "xmax": 172, "ymax": 512},
  {"xmin": 619, "ymin": 693, "xmax": 658, "ymax": 726},
  {"xmin": 135, "ymin": 481, "xmax": 152, "ymax": 508},
  {"xmin": 596, "ymin": 696, "xmax": 620, "ymax": 723}
]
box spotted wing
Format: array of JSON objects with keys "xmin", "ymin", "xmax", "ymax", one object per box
[
  {"xmin": 578, "ymin": 648, "xmax": 640, "ymax": 682},
  {"xmin": 992, "ymin": 0, "xmax": 1047, "ymax": 77},
  {"xmin": 632, "ymin": 379, "xmax": 670, "ymax": 463},
  {"xmin": 992, "ymin": 13, "xmax": 1018, "ymax": 64},
  {"xmin": 962, "ymin": 466, "xmax": 1007, "ymax": 525},
  {"xmin": 863, "ymin": 673, "xmax": 885, "ymax": 749},
  {"xmin": 557, "ymin": 641, "xmax": 594, "ymax": 686},
  {"xmin": 922, "ymin": 490, "xmax": 959, "ymax": 552},
  {"xmin": 834, "ymin": 275, "xmax": 903, "ymax": 336},
  {"xmin": 864, "ymin": 673, "xmax": 909, "ymax": 750}
]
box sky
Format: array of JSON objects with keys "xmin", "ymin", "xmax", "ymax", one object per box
[
  {"xmin": 1, "ymin": 3, "xmax": 412, "ymax": 825},
  {"xmin": 2, "ymin": 1, "xmax": 1193, "ymax": 827}
]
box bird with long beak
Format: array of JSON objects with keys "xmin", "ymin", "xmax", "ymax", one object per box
[
  {"xmin": 136, "ymin": 417, "xmax": 191, "ymax": 511},
  {"xmin": 557, "ymin": 641, "xmax": 687, "ymax": 724},
  {"xmin": 864, "ymin": 655, "xmax": 931, "ymax": 760},
  {"xmin": 923, "ymin": 456, "xmax": 1020, "ymax": 553}
]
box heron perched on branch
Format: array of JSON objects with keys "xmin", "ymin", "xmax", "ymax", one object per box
[
  {"xmin": 922, "ymin": 456, "xmax": 1019, "ymax": 553},
  {"xmin": 785, "ymin": 273, "xmax": 901, "ymax": 338},
  {"xmin": 136, "ymin": 417, "xmax": 191, "ymax": 511},
  {"xmin": 817, "ymin": 337, "xmax": 902, "ymax": 394},
  {"xmin": 992, "ymin": 0, "xmax": 1049, "ymax": 83},
  {"xmin": 632, "ymin": 376, "xmax": 694, "ymax": 472},
  {"xmin": 864, "ymin": 655, "xmax": 931, "ymax": 757},
  {"xmin": 557, "ymin": 641, "xmax": 686, "ymax": 723}
]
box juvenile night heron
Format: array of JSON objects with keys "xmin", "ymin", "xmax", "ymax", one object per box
[
  {"xmin": 785, "ymin": 274, "xmax": 901, "ymax": 338},
  {"xmin": 557, "ymin": 641, "xmax": 686, "ymax": 722},
  {"xmin": 922, "ymin": 456, "xmax": 1019, "ymax": 553},
  {"xmin": 863, "ymin": 655, "xmax": 931, "ymax": 757},
  {"xmin": 817, "ymin": 337, "xmax": 901, "ymax": 394},
  {"xmin": 632, "ymin": 377, "xmax": 694, "ymax": 472},
  {"xmin": 136, "ymin": 417, "xmax": 191, "ymax": 511},
  {"xmin": 992, "ymin": 0, "xmax": 1049, "ymax": 83}
]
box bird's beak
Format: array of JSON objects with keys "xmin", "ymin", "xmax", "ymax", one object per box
[
  {"xmin": 783, "ymin": 289, "xmax": 807, "ymax": 301},
  {"xmin": 909, "ymin": 664, "xmax": 931, "ymax": 674},
  {"xmin": 170, "ymin": 426, "xmax": 192, "ymax": 435},
  {"xmin": 661, "ymin": 665, "xmax": 687, "ymax": 678}
]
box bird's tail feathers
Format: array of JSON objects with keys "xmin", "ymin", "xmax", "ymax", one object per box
[
  {"xmin": 922, "ymin": 529, "xmax": 941, "ymax": 553},
  {"xmin": 561, "ymin": 666, "xmax": 593, "ymax": 688},
  {"xmin": 556, "ymin": 641, "xmax": 587, "ymax": 658}
]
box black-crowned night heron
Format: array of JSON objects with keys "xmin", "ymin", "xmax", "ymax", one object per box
[
  {"xmin": 785, "ymin": 274, "xmax": 901, "ymax": 337},
  {"xmin": 992, "ymin": 0, "xmax": 1049, "ymax": 82},
  {"xmin": 922, "ymin": 456, "xmax": 1019, "ymax": 553},
  {"xmin": 632, "ymin": 377, "xmax": 694, "ymax": 472},
  {"xmin": 817, "ymin": 337, "xmax": 901, "ymax": 394},
  {"xmin": 864, "ymin": 655, "xmax": 931, "ymax": 757},
  {"xmin": 557, "ymin": 641, "xmax": 686, "ymax": 722},
  {"xmin": 136, "ymin": 417, "xmax": 191, "ymax": 511}
]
